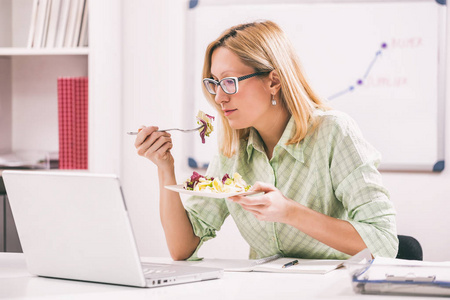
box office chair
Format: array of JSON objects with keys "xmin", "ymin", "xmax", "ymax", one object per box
[{"xmin": 396, "ymin": 235, "xmax": 423, "ymax": 261}]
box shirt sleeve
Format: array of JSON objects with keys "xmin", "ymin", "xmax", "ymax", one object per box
[
  {"xmin": 328, "ymin": 114, "xmax": 399, "ymax": 258},
  {"xmin": 184, "ymin": 155, "xmax": 230, "ymax": 260}
]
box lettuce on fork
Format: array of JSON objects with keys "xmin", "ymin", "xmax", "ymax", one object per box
[{"xmin": 196, "ymin": 110, "xmax": 214, "ymax": 143}]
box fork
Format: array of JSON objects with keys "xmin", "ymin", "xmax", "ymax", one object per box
[{"xmin": 126, "ymin": 125, "xmax": 204, "ymax": 135}]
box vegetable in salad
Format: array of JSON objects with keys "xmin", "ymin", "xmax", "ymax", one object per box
[
  {"xmin": 196, "ymin": 110, "xmax": 215, "ymax": 143},
  {"xmin": 183, "ymin": 171, "xmax": 251, "ymax": 193}
]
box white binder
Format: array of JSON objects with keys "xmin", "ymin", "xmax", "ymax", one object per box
[{"xmin": 346, "ymin": 249, "xmax": 450, "ymax": 297}]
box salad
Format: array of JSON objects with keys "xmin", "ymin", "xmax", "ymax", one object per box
[
  {"xmin": 196, "ymin": 110, "xmax": 214, "ymax": 143},
  {"xmin": 184, "ymin": 171, "xmax": 251, "ymax": 194}
]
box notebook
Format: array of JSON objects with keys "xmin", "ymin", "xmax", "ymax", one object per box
[
  {"xmin": 170, "ymin": 254, "xmax": 345, "ymax": 274},
  {"xmin": 2, "ymin": 170, "xmax": 223, "ymax": 288}
]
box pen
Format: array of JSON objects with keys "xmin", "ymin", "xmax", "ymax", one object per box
[{"xmin": 282, "ymin": 260, "xmax": 299, "ymax": 268}]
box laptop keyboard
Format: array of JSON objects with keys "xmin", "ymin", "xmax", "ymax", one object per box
[
  {"xmin": 141, "ymin": 263, "xmax": 176, "ymax": 277},
  {"xmin": 142, "ymin": 268, "xmax": 176, "ymax": 275}
]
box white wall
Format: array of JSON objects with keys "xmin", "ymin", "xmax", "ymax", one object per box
[
  {"xmin": 121, "ymin": 0, "xmax": 450, "ymax": 261},
  {"xmin": 12, "ymin": 56, "xmax": 87, "ymax": 152},
  {"xmin": 121, "ymin": 0, "xmax": 249, "ymax": 259}
]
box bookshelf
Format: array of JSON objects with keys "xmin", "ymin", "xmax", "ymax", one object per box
[
  {"xmin": 0, "ymin": 0, "xmax": 123, "ymax": 174},
  {"xmin": 0, "ymin": 48, "xmax": 89, "ymax": 55}
]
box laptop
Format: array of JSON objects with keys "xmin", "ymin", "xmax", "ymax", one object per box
[{"xmin": 2, "ymin": 170, "xmax": 223, "ymax": 288}]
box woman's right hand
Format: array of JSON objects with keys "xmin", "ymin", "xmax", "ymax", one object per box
[
  {"xmin": 134, "ymin": 126, "xmax": 174, "ymax": 169},
  {"xmin": 135, "ymin": 126, "xmax": 199, "ymax": 260}
]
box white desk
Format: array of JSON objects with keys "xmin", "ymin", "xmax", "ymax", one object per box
[{"xmin": 0, "ymin": 253, "xmax": 439, "ymax": 300}]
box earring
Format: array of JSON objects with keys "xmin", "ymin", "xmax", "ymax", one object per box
[{"xmin": 271, "ymin": 94, "xmax": 277, "ymax": 106}]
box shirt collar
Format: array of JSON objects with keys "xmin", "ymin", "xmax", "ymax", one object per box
[
  {"xmin": 246, "ymin": 116, "xmax": 305, "ymax": 163},
  {"xmin": 246, "ymin": 127, "xmax": 265, "ymax": 160}
]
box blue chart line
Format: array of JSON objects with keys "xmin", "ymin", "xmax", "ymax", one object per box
[{"xmin": 328, "ymin": 42, "xmax": 387, "ymax": 100}]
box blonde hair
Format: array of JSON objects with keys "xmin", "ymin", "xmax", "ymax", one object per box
[{"xmin": 202, "ymin": 20, "xmax": 328, "ymax": 157}]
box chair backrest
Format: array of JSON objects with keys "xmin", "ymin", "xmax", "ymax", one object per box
[{"xmin": 396, "ymin": 235, "xmax": 423, "ymax": 261}]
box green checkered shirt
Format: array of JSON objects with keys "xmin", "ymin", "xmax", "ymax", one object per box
[{"xmin": 185, "ymin": 110, "xmax": 398, "ymax": 260}]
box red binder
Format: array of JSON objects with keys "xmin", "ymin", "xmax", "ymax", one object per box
[
  {"xmin": 57, "ymin": 77, "xmax": 88, "ymax": 169},
  {"xmin": 78, "ymin": 77, "xmax": 88, "ymax": 169}
]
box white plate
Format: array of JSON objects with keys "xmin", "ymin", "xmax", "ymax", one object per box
[{"xmin": 164, "ymin": 184, "xmax": 262, "ymax": 198}]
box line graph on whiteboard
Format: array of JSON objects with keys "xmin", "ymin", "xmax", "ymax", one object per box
[{"xmin": 328, "ymin": 42, "xmax": 388, "ymax": 100}]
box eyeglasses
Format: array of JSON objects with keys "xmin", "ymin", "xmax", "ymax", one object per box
[{"xmin": 203, "ymin": 71, "xmax": 268, "ymax": 95}]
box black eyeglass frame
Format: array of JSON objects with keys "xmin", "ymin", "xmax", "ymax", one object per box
[{"xmin": 203, "ymin": 71, "xmax": 269, "ymax": 95}]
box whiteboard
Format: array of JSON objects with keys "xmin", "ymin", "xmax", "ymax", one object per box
[{"xmin": 183, "ymin": 0, "xmax": 446, "ymax": 172}]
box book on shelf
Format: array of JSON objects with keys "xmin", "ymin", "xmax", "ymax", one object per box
[
  {"xmin": 27, "ymin": 0, "xmax": 88, "ymax": 48},
  {"xmin": 77, "ymin": 0, "xmax": 89, "ymax": 47},
  {"xmin": 40, "ymin": 0, "xmax": 53, "ymax": 47},
  {"xmin": 71, "ymin": 0, "xmax": 85, "ymax": 47},
  {"xmin": 63, "ymin": 0, "xmax": 80, "ymax": 47},
  {"xmin": 0, "ymin": 151, "xmax": 52, "ymax": 169},
  {"xmin": 46, "ymin": 0, "xmax": 62, "ymax": 47},
  {"xmin": 57, "ymin": 77, "xmax": 88, "ymax": 170},
  {"xmin": 55, "ymin": 0, "xmax": 71, "ymax": 48},
  {"xmin": 27, "ymin": 0, "xmax": 39, "ymax": 48},
  {"xmin": 81, "ymin": 18, "xmax": 89, "ymax": 47},
  {"xmin": 32, "ymin": 0, "xmax": 49, "ymax": 48}
]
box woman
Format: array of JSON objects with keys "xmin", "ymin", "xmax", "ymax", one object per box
[{"xmin": 135, "ymin": 20, "xmax": 398, "ymax": 261}]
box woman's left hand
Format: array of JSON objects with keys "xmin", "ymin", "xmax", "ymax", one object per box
[{"xmin": 229, "ymin": 181, "xmax": 296, "ymax": 223}]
